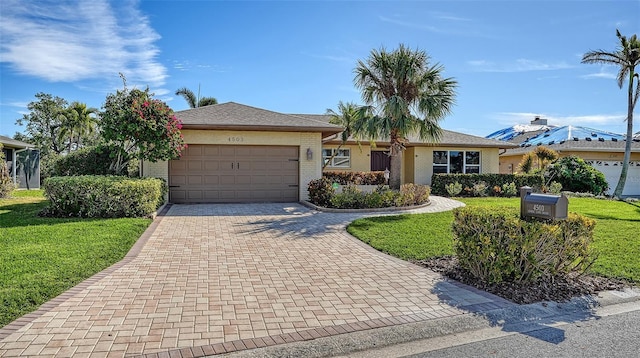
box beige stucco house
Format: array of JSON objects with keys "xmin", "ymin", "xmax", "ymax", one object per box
[{"xmin": 144, "ymin": 102, "xmax": 515, "ymax": 203}]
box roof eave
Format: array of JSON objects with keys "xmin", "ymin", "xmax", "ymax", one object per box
[{"xmin": 182, "ymin": 124, "xmax": 343, "ymax": 138}]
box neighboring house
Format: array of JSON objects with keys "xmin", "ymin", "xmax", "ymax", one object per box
[
  {"xmin": 488, "ymin": 117, "xmax": 640, "ymax": 196},
  {"xmin": 143, "ymin": 102, "xmax": 515, "ymax": 203},
  {"xmin": 0, "ymin": 135, "xmax": 41, "ymax": 189}
]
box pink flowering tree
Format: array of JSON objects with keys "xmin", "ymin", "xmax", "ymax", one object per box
[{"xmin": 101, "ymin": 86, "xmax": 187, "ymax": 175}]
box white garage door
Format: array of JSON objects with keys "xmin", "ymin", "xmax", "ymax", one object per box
[
  {"xmin": 590, "ymin": 161, "xmax": 640, "ymax": 196},
  {"xmin": 169, "ymin": 145, "xmax": 299, "ymax": 203}
]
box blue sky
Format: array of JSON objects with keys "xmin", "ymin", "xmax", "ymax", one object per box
[{"xmin": 1, "ymin": 0, "xmax": 639, "ymax": 138}]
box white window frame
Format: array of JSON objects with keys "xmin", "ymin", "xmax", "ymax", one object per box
[{"xmin": 323, "ymin": 148, "xmax": 351, "ymax": 168}]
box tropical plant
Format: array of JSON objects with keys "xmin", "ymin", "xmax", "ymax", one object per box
[
  {"xmin": 545, "ymin": 156, "xmax": 609, "ymax": 195},
  {"xmin": 175, "ymin": 86, "xmax": 218, "ymax": 108},
  {"xmin": 354, "ymin": 44, "xmax": 457, "ymax": 189},
  {"xmin": 582, "ymin": 30, "xmax": 640, "ymax": 198},
  {"xmin": 101, "ymin": 79, "xmax": 187, "ymax": 175},
  {"xmin": 60, "ymin": 102, "xmax": 98, "ymax": 153},
  {"xmin": 324, "ymin": 101, "xmax": 369, "ymax": 169},
  {"xmin": 517, "ymin": 152, "xmax": 536, "ymax": 174}
]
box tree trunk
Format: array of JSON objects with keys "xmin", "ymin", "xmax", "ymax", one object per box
[
  {"xmin": 389, "ymin": 147, "xmax": 402, "ymax": 190},
  {"xmin": 389, "ymin": 129, "xmax": 403, "ymax": 190},
  {"xmin": 612, "ymin": 68, "xmax": 636, "ymax": 198}
]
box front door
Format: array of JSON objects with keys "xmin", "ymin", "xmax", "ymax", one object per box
[{"xmin": 370, "ymin": 151, "xmax": 390, "ymax": 171}]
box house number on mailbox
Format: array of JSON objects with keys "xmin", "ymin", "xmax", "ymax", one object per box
[
  {"xmin": 533, "ymin": 204, "xmax": 545, "ymax": 212},
  {"xmin": 228, "ymin": 136, "xmax": 244, "ymax": 142}
]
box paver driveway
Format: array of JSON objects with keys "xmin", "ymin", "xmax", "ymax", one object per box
[{"xmin": 0, "ymin": 198, "xmax": 510, "ymax": 357}]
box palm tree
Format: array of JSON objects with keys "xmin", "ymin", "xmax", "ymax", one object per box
[
  {"xmin": 354, "ymin": 44, "xmax": 457, "ymax": 189},
  {"xmin": 175, "ymin": 86, "xmax": 218, "ymax": 108},
  {"xmin": 60, "ymin": 102, "xmax": 98, "ymax": 153},
  {"xmin": 324, "ymin": 101, "xmax": 369, "ymax": 169},
  {"xmin": 582, "ymin": 30, "xmax": 640, "ymax": 198}
]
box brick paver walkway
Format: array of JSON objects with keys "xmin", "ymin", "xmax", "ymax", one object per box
[{"xmin": 0, "ymin": 197, "xmax": 511, "ymax": 357}]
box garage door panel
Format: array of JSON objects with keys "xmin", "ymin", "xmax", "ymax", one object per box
[
  {"xmin": 203, "ymin": 146, "xmax": 220, "ymax": 156},
  {"xmin": 170, "ymin": 145, "xmax": 299, "ymax": 203},
  {"xmin": 203, "ymin": 161, "xmax": 219, "ymax": 170}
]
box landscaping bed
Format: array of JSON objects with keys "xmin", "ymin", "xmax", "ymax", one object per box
[
  {"xmin": 348, "ymin": 196, "xmax": 639, "ymax": 304},
  {"xmin": 419, "ymin": 256, "xmax": 627, "ymax": 304}
]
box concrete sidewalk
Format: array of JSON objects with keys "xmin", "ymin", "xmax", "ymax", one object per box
[{"xmin": 1, "ymin": 197, "xmax": 636, "ymax": 357}]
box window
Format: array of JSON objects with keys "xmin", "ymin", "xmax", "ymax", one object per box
[
  {"xmin": 433, "ymin": 150, "xmax": 480, "ymax": 174},
  {"xmin": 323, "ymin": 148, "xmax": 350, "ymax": 168}
]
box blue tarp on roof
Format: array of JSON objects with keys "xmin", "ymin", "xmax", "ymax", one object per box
[
  {"xmin": 486, "ymin": 124, "xmax": 555, "ymax": 141},
  {"xmin": 516, "ymin": 126, "xmax": 625, "ymax": 147}
]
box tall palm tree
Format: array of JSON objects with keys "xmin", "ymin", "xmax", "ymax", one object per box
[
  {"xmin": 60, "ymin": 102, "xmax": 98, "ymax": 153},
  {"xmin": 175, "ymin": 86, "xmax": 218, "ymax": 108},
  {"xmin": 582, "ymin": 30, "xmax": 640, "ymax": 198},
  {"xmin": 324, "ymin": 101, "xmax": 369, "ymax": 169},
  {"xmin": 354, "ymin": 44, "xmax": 457, "ymax": 189}
]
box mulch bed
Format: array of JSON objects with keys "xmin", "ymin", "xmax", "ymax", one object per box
[{"xmin": 415, "ymin": 256, "xmax": 629, "ymax": 304}]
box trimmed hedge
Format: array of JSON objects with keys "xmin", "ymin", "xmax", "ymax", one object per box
[
  {"xmin": 323, "ymin": 171, "xmax": 386, "ymax": 185},
  {"xmin": 51, "ymin": 145, "xmax": 140, "ymax": 177},
  {"xmin": 42, "ymin": 175, "xmax": 166, "ymax": 218},
  {"xmin": 308, "ymin": 179, "xmax": 430, "ymax": 209},
  {"xmin": 453, "ymin": 206, "xmax": 596, "ymax": 284},
  {"xmin": 431, "ymin": 173, "xmax": 544, "ymax": 197}
]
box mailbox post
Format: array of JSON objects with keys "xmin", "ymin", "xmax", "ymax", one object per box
[{"xmin": 520, "ymin": 186, "xmax": 568, "ymax": 220}]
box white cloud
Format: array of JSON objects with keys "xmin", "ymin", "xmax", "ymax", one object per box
[
  {"xmin": 379, "ymin": 16, "xmax": 442, "ymax": 33},
  {"xmin": 468, "ymin": 59, "xmax": 573, "ymax": 72},
  {"xmin": 581, "ymin": 66, "xmax": 617, "ymax": 80},
  {"xmin": 0, "ymin": 0, "xmax": 167, "ymax": 87}
]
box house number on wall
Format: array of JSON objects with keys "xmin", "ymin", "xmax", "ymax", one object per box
[{"xmin": 228, "ymin": 136, "xmax": 244, "ymax": 142}]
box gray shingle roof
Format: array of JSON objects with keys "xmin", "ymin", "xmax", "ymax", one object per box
[
  {"xmin": 297, "ymin": 114, "xmax": 515, "ymax": 148},
  {"xmin": 0, "ymin": 135, "xmax": 34, "ymax": 149},
  {"xmin": 176, "ymin": 102, "xmax": 343, "ymax": 137}
]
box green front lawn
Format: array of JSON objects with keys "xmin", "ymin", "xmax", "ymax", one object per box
[
  {"xmin": 348, "ymin": 197, "xmax": 640, "ymax": 282},
  {"xmin": 0, "ymin": 190, "xmax": 151, "ymax": 327}
]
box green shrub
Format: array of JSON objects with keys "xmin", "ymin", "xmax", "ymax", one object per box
[
  {"xmin": 548, "ymin": 181, "xmax": 563, "ymax": 194},
  {"xmin": 51, "ymin": 145, "xmax": 140, "ymax": 177},
  {"xmin": 396, "ymin": 183, "xmax": 430, "ymax": 206},
  {"xmin": 452, "ymin": 207, "xmax": 596, "ymax": 284},
  {"xmin": 307, "ymin": 177, "xmax": 335, "ymax": 206},
  {"xmin": 501, "ymin": 182, "xmax": 518, "ymax": 197},
  {"xmin": 471, "ymin": 181, "xmax": 488, "ymax": 197},
  {"xmin": 445, "ymin": 182, "xmax": 463, "ymax": 196},
  {"xmin": 0, "ymin": 144, "xmax": 15, "ymax": 198},
  {"xmin": 330, "ymin": 184, "xmax": 366, "ymax": 209},
  {"xmin": 323, "ymin": 171, "xmax": 386, "ymax": 185},
  {"xmin": 42, "ymin": 175, "xmax": 166, "ymax": 218},
  {"xmin": 545, "ymin": 156, "xmax": 609, "ymax": 195},
  {"xmin": 431, "ymin": 173, "xmax": 544, "ymax": 197}
]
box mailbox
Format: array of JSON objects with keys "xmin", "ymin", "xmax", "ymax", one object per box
[{"xmin": 520, "ymin": 186, "xmax": 568, "ymax": 220}]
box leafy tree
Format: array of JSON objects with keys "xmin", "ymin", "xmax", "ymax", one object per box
[
  {"xmin": 15, "ymin": 93, "xmax": 68, "ymax": 156},
  {"xmin": 582, "ymin": 30, "xmax": 640, "ymax": 198},
  {"xmin": 324, "ymin": 102, "xmax": 369, "ymax": 169},
  {"xmin": 354, "ymin": 44, "xmax": 457, "ymax": 189},
  {"xmin": 175, "ymin": 86, "xmax": 218, "ymax": 108},
  {"xmin": 101, "ymin": 85, "xmax": 187, "ymax": 175},
  {"xmin": 545, "ymin": 156, "xmax": 609, "ymax": 195},
  {"xmin": 60, "ymin": 102, "xmax": 98, "ymax": 153}
]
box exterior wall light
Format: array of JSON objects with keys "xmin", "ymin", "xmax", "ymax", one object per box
[{"xmin": 306, "ymin": 148, "xmax": 313, "ymax": 160}]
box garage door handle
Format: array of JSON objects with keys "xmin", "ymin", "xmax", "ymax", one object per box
[
  {"xmin": 231, "ymin": 162, "xmax": 234, "ymax": 169},
  {"xmin": 169, "ymin": 185, "xmax": 180, "ymax": 188}
]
